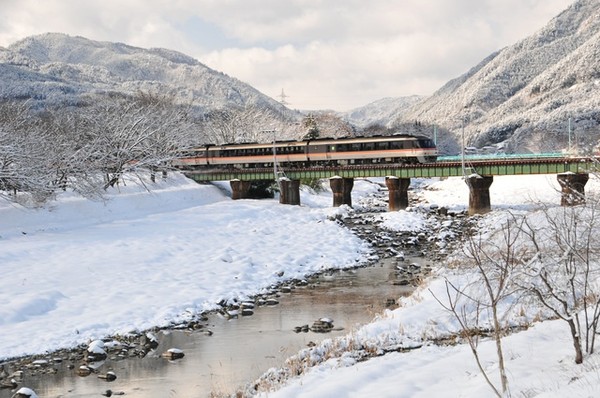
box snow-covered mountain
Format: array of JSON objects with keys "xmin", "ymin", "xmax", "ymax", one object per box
[
  {"xmin": 0, "ymin": 33, "xmax": 287, "ymax": 114},
  {"xmin": 3, "ymin": 0, "xmax": 599, "ymax": 155},
  {"xmin": 342, "ymin": 95, "xmax": 424, "ymax": 128},
  {"xmin": 395, "ymin": 0, "xmax": 600, "ymax": 153}
]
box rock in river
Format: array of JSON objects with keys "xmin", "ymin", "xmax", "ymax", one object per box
[
  {"xmin": 161, "ymin": 348, "xmax": 185, "ymax": 360},
  {"xmin": 11, "ymin": 387, "xmax": 39, "ymax": 398}
]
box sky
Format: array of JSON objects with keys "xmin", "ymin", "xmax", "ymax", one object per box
[{"xmin": 0, "ymin": 0, "xmax": 576, "ymax": 111}]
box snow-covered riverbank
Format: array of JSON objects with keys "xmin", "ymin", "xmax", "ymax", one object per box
[
  {"xmin": 0, "ymin": 173, "xmax": 376, "ymax": 360},
  {"xmin": 253, "ymin": 174, "xmax": 600, "ymax": 398},
  {"xmin": 2, "ymin": 172, "xmax": 600, "ymax": 398}
]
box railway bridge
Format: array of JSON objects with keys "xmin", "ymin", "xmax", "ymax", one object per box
[{"xmin": 181, "ymin": 155, "xmax": 597, "ymax": 215}]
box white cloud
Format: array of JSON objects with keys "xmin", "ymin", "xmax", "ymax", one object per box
[{"xmin": 0, "ymin": 0, "xmax": 576, "ymax": 110}]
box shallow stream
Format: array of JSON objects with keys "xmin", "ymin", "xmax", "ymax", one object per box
[{"xmin": 1, "ymin": 256, "xmax": 420, "ymax": 398}]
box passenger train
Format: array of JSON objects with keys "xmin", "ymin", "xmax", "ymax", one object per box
[{"xmin": 173, "ymin": 134, "xmax": 437, "ymax": 169}]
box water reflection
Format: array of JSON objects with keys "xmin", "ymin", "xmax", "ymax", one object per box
[{"xmin": 2, "ymin": 258, "xmax": 417, "ymax": 398}]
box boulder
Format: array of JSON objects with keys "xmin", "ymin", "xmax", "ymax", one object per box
[
  {"xmin": 98, "ymin": 371, "xmax": 117, "ymax": 382},
  {"xmin": 86, "ymin": 340, "xmax": 107, "ymax": 361},
  {"xmin": 161, "ymin": 348, "xmax": 185, "ymax": 360},
  {"xmin": 11, "ymin": 387, "xmax": 38, "ymax": 398},
  {"xmin": 310, "ymin": 318, "xmax": 334, "ymax": 333}
]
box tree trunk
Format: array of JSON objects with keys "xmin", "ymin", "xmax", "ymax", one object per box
[
  {"xmin": 568, "ymin": 319, "xmax": 584, "ymax": 364},
  {"xmin": 492, "ymin": 305, "xmax": 509, "ymax": 394}
]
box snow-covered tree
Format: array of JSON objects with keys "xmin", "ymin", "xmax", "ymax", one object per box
[
  {"xmin": 0, "ymin": 101, "xmax": 56, "ymax": 203},
  {"xmin": 75, "ymin": 93, "xmax": 197, "ymax": 189},
  {"xmin": 203, "ymin": 105, "xmax": 295, "ymax": 144},
  {"xmin": 518, "ymin": 202, "xmax": 600, "ymax": 364},
  {"xmin": 302, "ymin": 114, "xmax": 320, "ymax": 140}
]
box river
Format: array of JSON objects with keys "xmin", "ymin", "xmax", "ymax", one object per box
[{"xmin": 1, "ymin": 256, "xmax": 420, "ymax": 398}]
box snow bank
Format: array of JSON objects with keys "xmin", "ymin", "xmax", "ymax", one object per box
[
  {"xmin": 259, "ymin": 173, "xmax": 600, "ymax": 398},
  {"xmin": 0, "ymin": 173, "xmax": 373, "ymax": 359}
]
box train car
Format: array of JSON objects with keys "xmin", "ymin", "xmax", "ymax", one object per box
[
  {"xmin": 173, "ymin": 134, "xmax": 437, "ymax": 169},
  {"xmin": 305, "ymin": 135, "xmax": 436, "ymax": 165}
]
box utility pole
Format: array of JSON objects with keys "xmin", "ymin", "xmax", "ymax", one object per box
[
  {"xmin": 568, "ymin": 117, "xmax": 572, "ymax": 153},
  {"xmin": 461, "ymin": 116, "xmax": 466, "ymax": 177}
]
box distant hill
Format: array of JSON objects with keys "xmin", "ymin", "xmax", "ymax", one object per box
[
  {"xmin": 394, "ymin": 0, "xmax": 600, "ymax": 153},
  {"xmin": 0, "ymin": 33, "xmax": 288, "ymax": 115},
  {"xmin": 342, "ymin": 95, "xmax": 424, "ymax": 128}
]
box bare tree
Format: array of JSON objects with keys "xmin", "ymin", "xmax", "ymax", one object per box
[
  {"xmin": 203, "ymin": 105, "xmax": 290, "ymax": 144},
  {"xmin": 518, "ymin": 200, "xmax": 600, "ymax": 364},
  {"xmin": 315, "ymin": 112, "xmax": 355, "ymax": 138},
  {"xmin": 435, "ymin": 197, "xmax": 600, "ymax": 375},
  {"xmin": 36, "ymin": 105, "xmax": 112, "ymax": 199},
  {"xmin": 0, "ymin": 101, "xmax": 56, "ymax": 203},
  {"xmin": 127, "ymin": 92, "xmax": 197, "ymax": 181},
  {"xmin": 202, "ymin": 104, "xmax": 308, "ymax": 144},
  {"xmin": 433, "ymin": 280, "xmax": 506, "ymax": 398},
  {"xmin": 0, "ymin": 92, "xmax": 202, "ymax": 203},
  {"xmin": 77, "ymin": 92, "xmax": 196, "ymax": 189},
  {"xmin": 431, "ymin": 216, "xmax": 527, "ymax": 397}
]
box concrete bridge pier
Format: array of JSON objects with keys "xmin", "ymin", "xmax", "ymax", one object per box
[
  {"xmin": 230, "ymin": 179, "xmax": 252, "ymax": 200},
  {"xmin": 385, "ymin": 176, "xmax": 410, "ymax": 211},
  {"xmin": 465, "ymin": 175, "xmax": 494, "ymax": 215},
  {"xmin": 279, "ymin": 178, "xmax": 301, "ymax": 205},
  {"xmin": 330, "ymin": 177, "xmax": 354, "ymax": 207},
  {"xmin": 557, "ymin": 173, "xmax": 589, "ymax": 206}
]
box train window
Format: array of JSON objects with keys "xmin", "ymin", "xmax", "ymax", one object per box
[
  {"xmin": 364, "ymin": 143, "xmax": 374, "ymax": 151},
  {"xmin": 351, "ymin": 143, "xmax": 361, "ymax": 151},
  {"xmin": 376, "ymin": 142, "xmax": 389, "ymax": 150}
]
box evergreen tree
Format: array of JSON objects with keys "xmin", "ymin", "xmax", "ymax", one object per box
[{"xmin": 302, "ymin": 114, "xmax": 320, "ymax": 140}]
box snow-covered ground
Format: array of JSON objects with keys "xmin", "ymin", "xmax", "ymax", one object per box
[
  {"xmin": 2, "ymin": 172, "xmax": 600, "ymax": 398},
  {"xmin": 0, "ymin": 173, "xmax": 376, "ymax": 360},
  {"xmin": 254, "ymin": 174, "xmax": 600, "ymax": 398}
]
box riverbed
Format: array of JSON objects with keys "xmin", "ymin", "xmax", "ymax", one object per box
[{"xmin": 0, "ymin": 256, "xmax": 420, "ymax": 398}]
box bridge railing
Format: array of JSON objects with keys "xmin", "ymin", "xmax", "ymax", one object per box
[{"xmin": 437, "ymin": 152, "xmax": 566, "ymax": 162}]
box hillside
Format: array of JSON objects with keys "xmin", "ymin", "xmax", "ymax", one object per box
[
  {"xmin": 3, "ymin": 0, "xmax": 599, "ymax": 154},
  {"xmin": 342, "ymin": 95, "xmax": 424, "ymax": 128},
  {"xmin": 394, "ymin": 0, "xmax": 600, "ymax": 153},
  {"xmin": 0, "ymin": 33, "xmax": 288, "ymax": 114}
]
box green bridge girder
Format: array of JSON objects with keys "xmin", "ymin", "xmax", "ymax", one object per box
[{"xmin": 183, "ymin": 157, "xmax": 598, "ymax": 183}]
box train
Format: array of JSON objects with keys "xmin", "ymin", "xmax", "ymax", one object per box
[{"xmin": 173, "ymin": 134, "xmax": 437, "ymax": 169}]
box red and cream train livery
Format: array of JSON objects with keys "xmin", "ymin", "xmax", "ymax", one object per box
[{"xmin": 174, "ymin": 134, "xmax": 437, "ymax": 169}]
